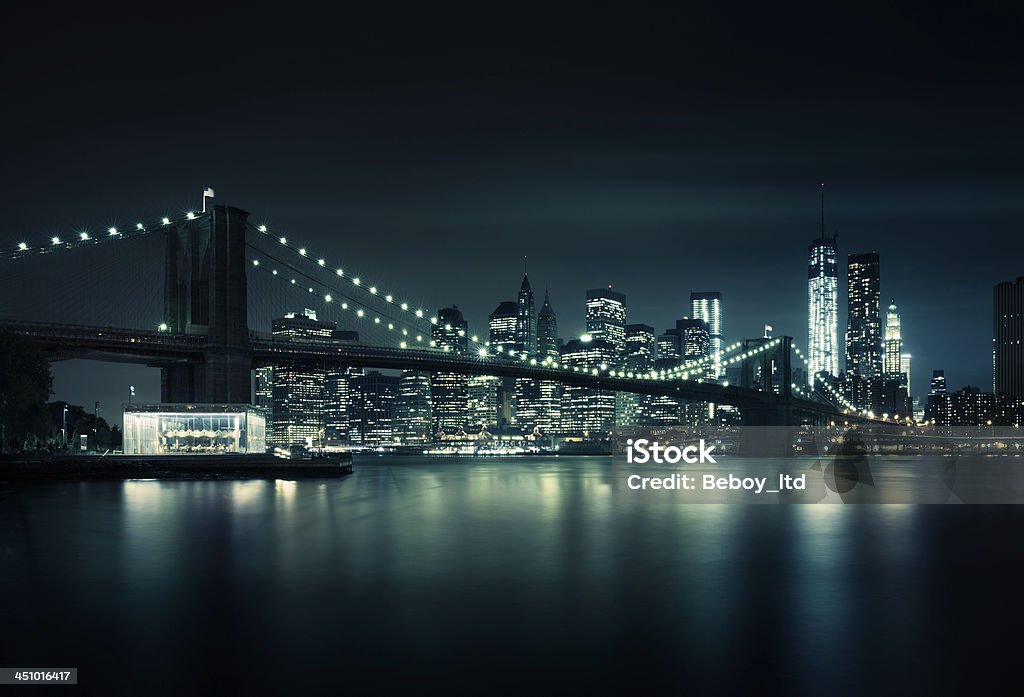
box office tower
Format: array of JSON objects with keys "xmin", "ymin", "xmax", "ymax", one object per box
[
  {"xmin": 994, "ymin": 277, "xmax": 1024, "ymax": 399},
  {"xmin": 624, "ymin": 324, "xmax": 656, "ymax": 371},
  {"xmin": 254, "ymin": 365, "xmax": 274, "ymax": 438},
  {"xmin": 807, "ymin": 237, "xmax": 839, "ymax": 383},
  {"xmin": 935, "ymin": 387, "xmax": 996, "ymax": 427},
  {"xmin": 431, "ymin": 306, "xmax": 469, "ymax": 435},
  {"xmin": 656, "ymin": 331, "xmax": 681, "ymax": 366},
  {"xmin": 516, "ymin": 274, "xmax": 537, "ymax": 355},
  {"xmin": 845, "ymin": 253, "xmax": 881, "ymax": 412},
  {"xmin": 901, "ymin": 353, "xmax": 912, "ymax": 400},
  {"xmin": 560, "ymin": 336, "xmax": 617, "ymax": 436},
  {"xmin": 846, "ymin": 252, "xmax": 882, "ymax": 379},
  {"xmin": 884, "ymin": 300, "xmax": 904, "ymax": 381},
  {"xmin": 396, "ymin": 370, "xmax": 432, "ymax": 445},
  {"xmin": 269, "ymin": 309, "xmax": 335, "ymax": 448},
  {"xmin": 490, "ymin": 299, "xmax": 520, "ymax": 425},
  {"xmin": 677, "ymin": 318, "xmax": 711, "ymax": 369},
  {"xmin": 323, "ymin": 368, "xmax": 352, "ymax": 446},
  {"xmin": 530, "ymin": 291, "xmax": 562, "ymax": 436},
  {"xmin": 512, "ymin": 277, "xmax": 540, "ymax": 429},
  {"xmin": 348, "ymin": 371, "xmax": 398, "ymax": 446},
  {"xmin": 537, "ymin": 291, "xmax": 559, "ymax": 357},
  {"xmin": 468, "ymin": 375, "xmax": 500, "ymax": 431},
  {"xmin": 489, "ymin": 301, "xmax": 519, "ymax": 353},
  {"xmin": 925, "ymin": 370, "xmax": 947, "ymax": 422},
  {"xmin": 585, "ymin": 287, "xmax": 626, "ymax": 359},
  {"xmin": 618, "ymin": 324, "xmax": 657, "ymax": 427},
  {"xmin": 690, "ymin": 293, "xmax": 723, "ymax": 378}
]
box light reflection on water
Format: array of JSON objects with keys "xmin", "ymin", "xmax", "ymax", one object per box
[{"xmin": 0, "ymin": 456, "xmax": 1020, "ymax": 695}]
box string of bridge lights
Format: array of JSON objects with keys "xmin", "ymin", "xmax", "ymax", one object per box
[
  {"xmin": 248, "ymin": 221, "xmax": 440, "ymax": 329},
  {"xmin": 10, "ymin": 212, "xmax": 209, "ymax": 255},
  {"xmin": 250, "ymin": 256, "xmax": 434, "ymax": 347},
  {"xmin": 789, "ymin": 344, "xmax": 861, "ymax": 414}
]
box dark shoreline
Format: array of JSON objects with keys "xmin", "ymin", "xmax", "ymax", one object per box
[{"xmin": 0, "ymin": 454, "xmax": 353, "ymax": 482}]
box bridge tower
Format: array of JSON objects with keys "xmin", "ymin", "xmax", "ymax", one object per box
[
  {"xmin": 738, "ymin": 336, "xmax": 797, "ymax": 456},
  {"xmin": 162, "ymin": 205, "xmax": 252, "ymax": 403}
]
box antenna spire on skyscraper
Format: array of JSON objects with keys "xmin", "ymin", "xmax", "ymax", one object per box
[{"xmin": 820, "ymin": 182, "xmax": 825, "ymax": 240}]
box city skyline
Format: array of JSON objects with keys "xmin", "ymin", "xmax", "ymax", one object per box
[
  {"xmin": 5, "ymin": 6, "xmax": 1023, "ymax": 417},
  {"xmin": 13, "ymin": 211, "xmax": 1014, "ymax": 427}
]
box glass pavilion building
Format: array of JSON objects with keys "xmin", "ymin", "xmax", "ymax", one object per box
[{"xmin": 123, "ymin": 404, "xmax": 267, "ymax": 455}]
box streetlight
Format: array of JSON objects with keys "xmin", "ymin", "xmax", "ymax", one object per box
[{"xmin": 62, "ymin": 404, "xmax": 68, "ymax": 447}]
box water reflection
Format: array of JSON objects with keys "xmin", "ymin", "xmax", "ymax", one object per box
[{"xmin": 0, "ymin": 457, "xmax": 1020, "ymax": 694}]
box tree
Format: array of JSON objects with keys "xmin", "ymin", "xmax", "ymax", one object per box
[
  {"xmin": 0, "ymin": 331, "xmax": 53, "ymax": 453},
  {"xmin": 45, "ymin": 401, "xmax": 122, "ymax": 452}
]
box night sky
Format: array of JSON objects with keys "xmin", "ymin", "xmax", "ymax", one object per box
[{"xmin": 3, "ymin": 4, "xmax": 1023, "ymax": 422}]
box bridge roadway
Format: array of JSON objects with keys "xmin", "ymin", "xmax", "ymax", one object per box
[{"xmin": 1, "ymin": 320, "xmax": 841, "ymax": 415}]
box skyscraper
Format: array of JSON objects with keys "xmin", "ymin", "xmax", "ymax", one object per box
[
  {"xmin": 807, "ymin": 209, "xmax": 839, "ymax": 383},
  {"xmin": 845, "ymin": 252, "xmax": 882, "ymax": 411},
  {"xmin": 624, "ymin": 324, "xmax": 657, "ymax": 371},
  {"xmin": 269, "ymin": 309, "xmax": 335, "ymax": 448},
  {"xmin": 516, "ymin": 274, "xmax": 537, "ymax": 355},
  {"xmin": 323, "ymin": 368, "xmax": 352, "ymax": 446},
  {"xmin": 690, "ymin": 293, "xmax": 723, "ymax": 378},
  {"xmin": 678, "ymin": 318, "xmax": 712, "ymax": 377},
  {"xmin": 901, "ymin": 352, "xmax": 912, "ymax": 400},
  {"xmin": 431, "ymin": 306, "xmax": 469, "ymax": 435},
  {"xmin": 846, "ymin": 252, "xmax": 882, "ymax": 379},
  {"xmin": 560, "ymin": 336, "xmax": 617, "ymax": 436},
  {"xmin": 884, "ymin": 299, "xmax": 903, "ymax": 381},
  {"xmin": 994, "ymin": 277, "xmax": 1024, "ymax": 400},
  {"xmin": 925, "ymin": 370, "xmax": 947, "ymax": 423},
  {"xmin": 537, "ymin": 291, "xmax": 559, "ymax": 357},
  {"xmin": 396, "ymin": 370, "xmax": 432, "ymax": 444},
  {"xmin": 532, "ymin": 290, "xmax": 561, "ymax": 436},
  {"xmin": 488, "ymin": 301, "xmax": 519, "ymax": 353},
  {"xmin": 586, "ymin": 287, "xmax": 626, "ymax": 359},
  {"xmin": 467, "ymin": 375, "xmax": 500, "ymax": 431},
  {"xmin": 348, "ymin": 371, "xmax": 398, "ymax": 446},
  {"xmin": 254, "ymin": 365, "xmax": 274, "ymax": 436},
  {"xmin": 618, "ymin": 324, "xmax": 656, "ymax": 427}
]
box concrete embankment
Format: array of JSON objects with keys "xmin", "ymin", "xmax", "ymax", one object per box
[{"xmin": 0, "ymin": 454, "xmax": 353, "ymax": 481}]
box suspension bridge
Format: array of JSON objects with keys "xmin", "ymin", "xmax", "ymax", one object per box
[{"xmin": 1, "ymin": 203, "xmax": 872, "ymax": 453}]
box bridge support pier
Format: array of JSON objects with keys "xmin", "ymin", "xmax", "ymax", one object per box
[
  {"xmin": 162, "ymin": 205, "xmax": 252, "ymax": 404},
  {"xmin": 739, "ymin": 404, "xmax": 795, "ymax": 457}
]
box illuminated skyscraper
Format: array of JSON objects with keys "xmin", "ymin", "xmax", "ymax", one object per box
[
  {"xmin": 689, "ymin": 293, "xmax": 722, "ymax": 378},
  {"xmin": 488, "ymin": 301, "xmax": 519, "ymax": 353},
  {"xmin": 531, "ymin": 291, "xmax": 561, "ymax": 435},
  {"xmin": 585, "ymin": 287, "xmax": 626, "ymax": 359},
  {"xmin": 618, "ymin": 324, "xmax": 656, "ymax": 427},
  {"xmin": 269, "ymin": 309, "xmax": 337, "ymax": 447},
  {"xmin": 625, "ymin": 324, "xmax": 656, "ymax": 371},
  {"xmin": 516, "ymin": 274, "xmax": 537, "ymax": 355},
  {"xmin": 807, "ymin": 188, "xmax": 838, "ymax": 383},
  {"xmin": 994, "ymin": 277, "xmax": 1024, "ymax": 400},
  {"xmin": 845, "ymin": 252, "xmax": 882, "ymax": 410},
  {"xmin": 349, "ymin": 371, "xmax": 398, "ymax": 446},
  {"xmin": 560, "ymin": 336, "xmax": 617, "ymax": 436},
  {"xmin": 431, "ymin": 306, "xmax": 469, "ymax": 435},
  {"xmin": 884, "ymin": 299, "xmax": 903, "ymax": 381},
  {"xmin": 323, "ymin": 368, "xmax": 353, "ymax": 446},
  {"xmin": 396, "ymin": 370, "xmax": 432, "ymax": 444},
  {"xmin": 254, "ymin": 365, "xmax": 273, "ymax": 436},
  {"xmin": 468, "ymin": 375, "xmax": 499, "ymax": 431},
  {"xmin": 537, "ymin": 291, "xmax": 559, "ymax": 357},
  {"xmin": 901, "ymin": 352, "xmax": 912, "ymax": 400},
  {"xmin": 846, "ymin": 252, "xmax": 882, "ymax": 378}
]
